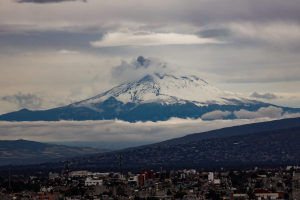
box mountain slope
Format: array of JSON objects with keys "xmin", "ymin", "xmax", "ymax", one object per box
[
  {"xmin": 0, "ymin": 73, "xmax": 299, "ymax": 122},
  {"xmin": 0, "ymin": 139, "xmax": 109, "ymax": 166},
  {"xmin": 17, "ymin": 124, "xmax": 300, "ymax": 170},
  {"xmin": 123, "ymin": 116, "xmax": 300, "ymax": 150},
  {"xmin": 86, "ymin": 125, "xmax": 300, "ymax": 168}
]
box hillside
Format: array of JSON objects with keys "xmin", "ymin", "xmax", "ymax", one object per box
[
  {"xmin": 10, "ymin": 117, "xmax": 300, "ymax": 171},
  {"xmin": 41, "ymin": 125, "xmax": 300, "ymax": 170},
  {"xmin": 2, "ymin": 116, "xmax": 300, "ymax": 169},
  {"xmin": 134, "ymin": 116, "xmax": 300, "ymax": 148},
  {"xmin": 0, "ymin": 140, "xmax": 109, "ymax": 166}
]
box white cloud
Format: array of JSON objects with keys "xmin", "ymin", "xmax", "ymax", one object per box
[
  {"xmin": 234, "ymin": 106, "xmax": 283, "ymax": 119},
  {"xmin": 90, "ymin": 31, "xmax": 220, "ymax": 47},
  {"xmin": 109, "ymin": 56, "xmax": 204, "ymax": 84},
  {"xmin": 201, "ymin": 110, "xmax": 231, "ymax": 119},
  {"xmin": 58, "ymin": 50, "xmax": 80, "ymax": 54},
  {"xmin": 282, "ymin": 112, "xmax": 300, "ymax": 118},
  {"xmin": 110, "ymin": 56, "xmax": 178, "ymax": 84}
]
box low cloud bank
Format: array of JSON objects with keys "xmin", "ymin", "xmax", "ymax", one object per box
[
  {"xmin": 0, "ymin": 117, "xmax": 286, "ymax": 144},
  {"xmin": 0, "ymin": 106, "xmax": 299, "ymax": 149},
  {"xmin": 201, "ymin": 106, "xmax": 299, "ymax": 120},
  {"xmin": 234, "ymin": 106, "xmax": 283, "ymax": 119}
]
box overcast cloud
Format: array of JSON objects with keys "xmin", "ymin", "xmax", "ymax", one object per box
[{"xmin": 0, "ymin": 0, "xmax": 300, "ymax": 145}]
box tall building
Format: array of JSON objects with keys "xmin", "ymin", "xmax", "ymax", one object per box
[
  {"xmin": 150, "ymin": 170, "xmax": 154, "ymax": 179},
  {"xmin": 142, "ymin": 170, "xmax": 150, "ymax": 180},
  {"xmin": 139, "ymin": 174, "xmax": 145, "ymax": 187},
  {"xmin": 208, "ymin": 172, "xmax": 214, "ymax": 182}
]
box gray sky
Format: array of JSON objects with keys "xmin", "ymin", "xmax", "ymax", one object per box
[{"xmin": 1, "ymin": 0, "xmax": 300, "ymax": 143}]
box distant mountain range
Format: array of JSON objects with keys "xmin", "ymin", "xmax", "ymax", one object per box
[
  {"xmin": 0, "ymin": 140, "xmax": 109, "ymax": 166},
  {"xmin": 0, "ymin": 72, "xmax": 299, "ymax": 122}
]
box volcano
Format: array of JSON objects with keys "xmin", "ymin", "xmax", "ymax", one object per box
[{"xmin": 0, "ymin": 73, "xmax": 299, "ymax": 122}]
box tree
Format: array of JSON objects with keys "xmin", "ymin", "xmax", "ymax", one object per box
[
  {"xmin": 206, "ymin": 189, "xmax": 220, "ymax": 200},
  {"xmin": 271, "ymin": 187, "xmax": 277, "ymax": 193},
  {"xmin": 167, "ymin": 189, "xmax": 172, "ymax": 196},
  {"xmin": 117, "ymin": 186, "xmax": 127, "ymax": 197},
  {"xmin": 134, "ymin": 196, "xmax": 141, "ymax": 200},
  {"xmin": 173, "ymin": 178, "xmax": 178, "ymax": 185},
  {"xmin": 247, "ymin": 188, "xmax": 256, "ymax": 199},
  {"xmin": 255, "ymin": 180, "xmax": 264, "ymax": 188},
  {"xmin": 102, "ymin": 191, "xmax": 113, "ymax": 196},
  {"xmin": 146, "ymin": 197, "xmax": 159, "ymax": 200},
  {"xmin": 284, "ymin": 179, "xmax": 292, "ymax": 187},
  {"xmin": 174, "ymin": 192, "xmax": 186, "ymax": 199},
  {"xmin": 277, "ymin": 182, "xmax": 283, "ymax": 187},
  {"xmin": 251, "ymin": 173, "xmax": 258, "ymax": 179}
]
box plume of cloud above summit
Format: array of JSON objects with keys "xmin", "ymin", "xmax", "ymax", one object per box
[
  {"xmin": 110, "ymin": 55, "xmax": 203, "ymax": 84},
  {"xmin": 111, "ymin": 56, "xmax": 175, "ymax": 84}
]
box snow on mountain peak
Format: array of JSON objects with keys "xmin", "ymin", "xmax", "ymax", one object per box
[{"xmin": 75, "ymin": 73, "xmax": 252, "ymax": 108}]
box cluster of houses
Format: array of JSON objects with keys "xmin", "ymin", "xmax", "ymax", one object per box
[{"xmin": 1, "ymin": 166, "xmax": 300, "ymax": 200}]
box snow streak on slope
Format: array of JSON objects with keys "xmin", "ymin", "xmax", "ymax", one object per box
[{"xmin": 75, "ymin": 74, "xmax": 256, "ymax": 108}]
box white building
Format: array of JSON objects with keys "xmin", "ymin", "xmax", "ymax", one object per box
[
  {"xmin": 208, "ymin": 172, "xmax": 214, "ymax": 182},
  {"xmin": 85, "ymin": 177, "xmax": 103, "ymax": 186},
  {"xmin": 70, "ymin": 171, "xmax": 89, "ymax": 177},
  {"xmin": 49, "ymin": 172, "xmax": 59, "ymax": 179},
  {"xmin": 213, "ymin": 179, "xmax": 220, "ymax": 185}
]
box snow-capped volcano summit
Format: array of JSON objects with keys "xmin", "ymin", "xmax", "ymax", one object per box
[
  {"xmin": 1, "ymin": 63, "xmax": 299, "ymax": 122},
  {"xmin": 75, "ymin": 73, "xmax": 253, "ymax": 109}
]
